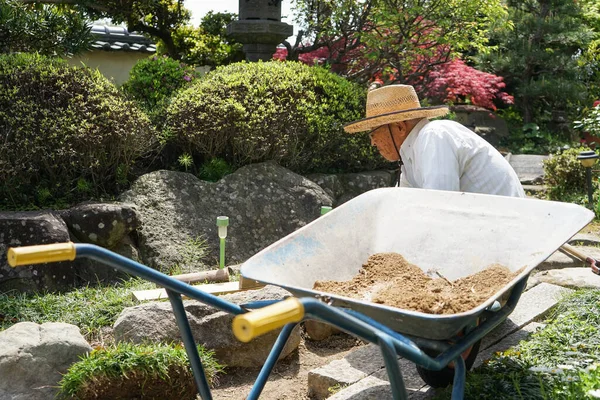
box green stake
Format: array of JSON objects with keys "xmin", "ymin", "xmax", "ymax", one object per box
[
  {"xmin": 216, "ymin": 216, "xmax": 229, "ymax": 269},
  {"xmin": 320, "ymin": 206, "xmax": 332, "ymax": 215}
]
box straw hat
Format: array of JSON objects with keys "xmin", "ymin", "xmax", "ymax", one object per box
[{"xmin": 344, "ymin": 85, "xmax": 449, "ymax": 133}]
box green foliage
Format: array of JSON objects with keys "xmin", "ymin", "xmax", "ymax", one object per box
[
  {"xmin": 543, "ymin": 147, "xmax": 591, "ymax": 201},
  {"xmin": 169, "ymin": 236, "xmax": 209, "ymax": 274},
  {"xmin": 164, "ymin": 61, "xmax": 385, "ymax": 174},
  {"xmin": 177, "ymin": 153, "xmax": 194, "ymax": 171},
  {"xmin": 161, "ymin": 11, "xmax": 244, "ymax": 67},
  {"xmin": 0, "ymin": 53, "xmax": 156, "ymax": 208},
  {"xmin": 434, "ymin": 290, "xmax": 600, "ymax": 400},
  {"xmin": 475, "ymin": 0, "xmax": 598, "ymax": 134},
  {"xmin": 291, "ymin": 0, "xmax": 508, "ymax": 84},
  {"xmin": 0, "ymin": 279, "xmax": 153, "ymax": 342},
  {"xmin": 121, "ymin": 55, "xmax": 197, "ymax": 112},
  {"xmin": 0, "ymin": 0, "xmax": 92, "ymax": 56},
  {"xmin": 574, "ymin": 105, "xmax": 600, "ymax": 138},
  {"xmin": 58, "ymin": 342, "xmax": 223, "ymax": 399},
  {"xmin": 198, "ymin": 158, "xmax": 235, "ymax": 182}
]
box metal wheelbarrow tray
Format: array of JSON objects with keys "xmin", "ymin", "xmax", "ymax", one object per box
[{"xmin": 241, "ymin": 188, "xmax": 594, "ymax": 340}]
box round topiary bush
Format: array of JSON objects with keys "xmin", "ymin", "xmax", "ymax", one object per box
[
  {"xmin": 163, "ymin": 61, "xmax": 385, "ymax": 174},
  {"xmin": 121, "ymin": 55, "xmax": 197, "ymax": 112},
  {"xmin": 0, "ymin": 53, "xmax": 156, "ymax": 208}
]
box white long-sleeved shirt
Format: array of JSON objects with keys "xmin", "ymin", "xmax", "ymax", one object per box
[{"xmin": 399, "ymin": 119, "xmax": 525, "ymax": 198}]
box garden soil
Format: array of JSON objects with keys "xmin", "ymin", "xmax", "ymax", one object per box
[{"xmin": 313, "ymin": 252, "xmax": 522, "ymax": 314}]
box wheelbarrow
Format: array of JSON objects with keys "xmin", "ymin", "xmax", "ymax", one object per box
[{"xmin": 7, "ymin": 188, "xmax": 593, "ymax": 400}]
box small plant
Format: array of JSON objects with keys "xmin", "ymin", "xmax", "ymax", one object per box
[
  {"xmin": 76, "ymin": 178, "xmax": 92, "ymax": 194},
  {"xmin": 58, "ymin": 341, "xmax": 223, "ymax": 400},
  {"xmin": 328, "ymin": 383, "xmax": 348, "ymax": 395},
  {"xmin": 168, "ymin": 236, "xmax": 209, "ymax": 274},
  {"xmin": 178, "ymin": 153, "xmax": 194, "ymax": 172},
  {"xmin": 198, "ymin": 158, "xmax": 234, "ymax": 182}
]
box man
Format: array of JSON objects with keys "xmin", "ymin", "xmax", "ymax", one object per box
[{"xmin": 344, "ymin": 84, "xmax": 525, "ymax": 197}]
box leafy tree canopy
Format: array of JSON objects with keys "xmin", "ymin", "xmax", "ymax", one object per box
[
  {"xmin": 285, "ymin": 0, "xmax": 509, "ymax": 85},
  {"xmin": 18, "ymin": 0, "xmax": 190, "ymax": 56},
  {"xmin": 157, "ymin": 11, "xmax": 244, "ymax": 67},
  {"xmin": 1, "ymin": 0, "xmax": 92, "ymax": 56},
  {"xmin": 475, "ymin": 0, "xmax": 598, "ymax": 129}
]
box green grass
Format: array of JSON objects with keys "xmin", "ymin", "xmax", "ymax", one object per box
[
  {"xmin": 434, "ymin": 289, "xmax": 600, "ymax": 399},
  {"xmin": 58, "ymin": 341, "xmax": 224, "ymax": 399},
  {"xmin": 0, "ymin": 278, "xmax": 155, "ymax": 342}
]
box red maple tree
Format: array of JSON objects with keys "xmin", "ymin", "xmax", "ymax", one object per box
[
  {"xmin": 425, "ymin": 59, "xmax": 514, "ymax": 110},
  {"xmin": 275, "ymin": 46, "xmax": 513, "ymax": 111}
]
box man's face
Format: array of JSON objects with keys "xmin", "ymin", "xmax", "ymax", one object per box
[{"xmin": 369, "ymin": 123, "xmax": 409, "ymax": 161}]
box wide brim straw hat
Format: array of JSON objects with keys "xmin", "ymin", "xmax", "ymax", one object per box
[{"xmin": 344, "ymin": 84, "xmax": 449, "ymax": 133}]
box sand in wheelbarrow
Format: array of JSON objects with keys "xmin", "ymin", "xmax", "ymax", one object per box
[{"xmin": 313, "ymin": 252, "xmax": 522, "ymax": 314}]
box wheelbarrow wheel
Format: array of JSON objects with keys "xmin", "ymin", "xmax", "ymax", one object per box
[{"xmin": 415, "ymin": 339, "xmax": 481, "ymax": 388}]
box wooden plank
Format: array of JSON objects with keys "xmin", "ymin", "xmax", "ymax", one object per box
[
  {"xmin": 238, "ymin": 275, "xmax": 266, "ymax": 290},
  {"xmin": 132, "ymin": 281, "xmax": 242, "ymax": 302}
]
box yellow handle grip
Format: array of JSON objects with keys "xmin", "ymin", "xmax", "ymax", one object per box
[
  {"xmin": 232, "ymin": 298, "xmax": 304, "ymax": 343},
  {"xmin": 7, "ymin": 242, "xmax": 76, "ymax": 267}
]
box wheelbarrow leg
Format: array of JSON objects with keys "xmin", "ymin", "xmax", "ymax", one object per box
[
  {"xmin": 167, "ymin": 290, "xmax": 213, "ymax": 400},
  {"xmin": 247, "ymin": 323, "xmax": 297, "ymax": 400},
  {"xmin": 450, "ymin": 356, "xmax": 466, "ymax": 400},
  {"xmin": 378, "ymin": 334, "xmax": 408, "ymax": 400}
]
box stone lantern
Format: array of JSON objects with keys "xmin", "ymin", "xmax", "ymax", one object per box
[{"xmin": 227, "ymin": 0, "xmax": 293, "ymax": 61}]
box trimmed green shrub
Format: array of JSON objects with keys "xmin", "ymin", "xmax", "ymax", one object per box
[
  {"xmin": 164, "ymin": 61, "xmax": 386, "ymax": 174},
  {"xmin": 121, "ymin": 55, "xmax": 197, "ymax": 112},
  {"xmin": 0, "ymin": 53, "xmax": 156, "ymax": 208},
  {"xmin": 543, "ymin": 146, "xmax": 595, "ymax": 203},
  {"xmin": 58, "ymin": 342, "xmax": 223, "ymax": 400}
]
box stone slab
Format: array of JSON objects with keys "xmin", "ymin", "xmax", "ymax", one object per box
[
  {"xmin": 507, "ymin": 154, "xmax": 548, "ymax": 185},
  {"xmin": 308, "ymin": 344, "xmax": 384, "ymax": 399},
  {"xmin": 538, "ymin": 246, "xmax": 600, "ymax": 270},
  {"xmin": 309, "ymin": 345, "xmax": 426, "ymax": 399},
  {"xmin": 328, "ymin": 361, "xmax": 431, "ymax": 400},
  {"xmin": 530, "ymin": 268, "xmax": 600, "ymax": 289},
  {"xmin": 474, "ymin": 322, "xmax": 544, "ymax": 368},
  {"xmin": 371, "ymin": 359, "xmax": 426, "ymax": 391},
  {"xmin": 327, "ymin": 376, "xmax": 391, "ymax": 400},
  {"xmin": 481, "ymin": 283, "xmax": 570, "ymax": 350}
]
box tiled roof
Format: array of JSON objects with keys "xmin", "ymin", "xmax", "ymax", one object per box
[{"xmin": 90, "ymin": 25, "xmax": 157, "ymax": 53}]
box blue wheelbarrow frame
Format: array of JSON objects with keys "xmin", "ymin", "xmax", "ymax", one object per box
[{"xmin": 8, "ymin": 242, "xmax": 528, "ymax": 400}]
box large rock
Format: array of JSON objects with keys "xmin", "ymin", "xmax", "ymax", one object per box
[
  {"xmin": 307, "ymin": 170, "xmax": 395, "ymax": 206},
  {"xmin": 0, "ymin": 322, "xmax": 92, "ymax": 400},
  {"xmin": 113, "ymin": 285, "xmax": 301, "ymax": 367},
  {"xmin": 60, "ymin": 202, "xmax": 139, "ymax": 248},
  {"xmin": 120, "ymin": 162, "xmax": 333, "ymax": 270},
  {"xmin": 0, "ymin": 212, "xmax": 76, "ymax": 293}
]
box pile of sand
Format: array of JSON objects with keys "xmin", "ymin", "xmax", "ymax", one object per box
[{"xmin": 313, "ymin": 252, "xmax": 521, "ymax": 314}]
